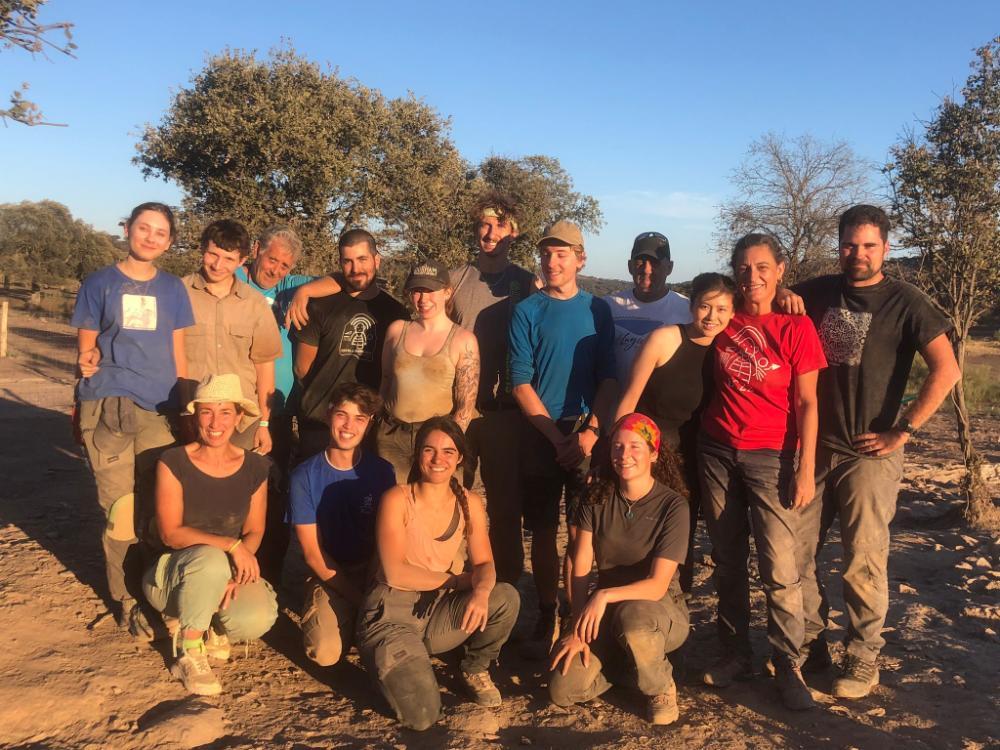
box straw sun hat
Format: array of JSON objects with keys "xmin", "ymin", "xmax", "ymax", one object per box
[{"xmin": 183, "ymin": 373, "xmax": 260, "ymax": 432}]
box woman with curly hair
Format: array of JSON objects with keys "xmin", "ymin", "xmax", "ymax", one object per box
[
  {"xmin": 548, "ymin": 413, "xmax": 690, "ymax": 726},
  {"xmin": 356, "ymin": 416, "xmax": 519, "ymax": 731}
]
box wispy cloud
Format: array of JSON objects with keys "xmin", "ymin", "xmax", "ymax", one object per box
[{"xmin": 602, "ymin": 190, "xmax": 719, "ymax": 222}]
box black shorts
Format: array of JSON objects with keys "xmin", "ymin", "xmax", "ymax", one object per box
[{"xmin": 519, "ymin": 418, "xmax": 590, "ymax": 532}]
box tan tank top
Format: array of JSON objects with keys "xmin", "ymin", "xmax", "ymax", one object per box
[
  {"xmin": 378, "ymin": 484, "xmax": 466, "ymax": 591},
  {"xmin": 386, "ymin": 321, "xmax": 457, "ymax": 423}
]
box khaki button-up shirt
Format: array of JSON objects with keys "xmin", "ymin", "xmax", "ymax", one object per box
[{"xmin": 182, "ymin": 273, "xmax": 282, "ymax": 400}]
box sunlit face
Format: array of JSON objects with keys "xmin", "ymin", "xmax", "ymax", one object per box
[
  {"xmin": 418, "ymin": 429, "xmax": 461, "ymax": 484},
  {"xmin": 610, "ymin": 428, "xmax": 654, "ymax": 483},
  {"xmin": 408, "ymin": 287, "xmax": 451, "ymax": 319},
  {"xmin": 734, "ymin": 245, "xmax": 783, "ymax": 309},
  {"xmin": 839, "ymin": 223, "xmax": 888, "ymax": 286},
  {"xmin": 251, "ymin": 239, "xmax": 296, "ymax": 290},
  {"xmin": 539, "ymin": 242, "xmax": 584, "ymax": 287},
  {"xmin": 201, "ymin": 242, "xmax": 245, "ymax": 283},
  {"xmin": 628, "ymin": 256, "xmax": 672, "ymax": 299},
  {"xmin": 476, "ymin": 214, "xmax": 517, "ymax": 257},
  {"xmin": 339, "ymin": 242, "xmax": 380, "ymax": 293},
  {"xmin": 691, "ymin": 290, "xmax": 735, "ymax": 339},
  {"xmin": 328, "ymin": 399, "xmax": 372, "ymax": 452},
  {"xmin": 196, "ymin": 402, "xmax": 239, "ymax": 447},
  {"xmin": 125, "ymin": 210, "xmax": 173, "ymax": 262}
]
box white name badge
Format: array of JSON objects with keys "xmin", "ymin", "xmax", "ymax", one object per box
[{"xmin": 122, "ymin": 294, "xmax": 157, "ymax": 331}]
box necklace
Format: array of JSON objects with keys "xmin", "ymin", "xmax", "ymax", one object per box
[{"xmin": 618, "ymin": 489, "xmax": 640, "ymax": 520}]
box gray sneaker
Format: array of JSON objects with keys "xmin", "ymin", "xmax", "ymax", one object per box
[
  {"xmin": 204, "ymin": 627, "xmax": 230, "ymax": 662},
  {"xmin": 702, "ymin": 653, "xmax": 753, "ymax": 687},
  {"xmin": 462, "ymin": 671, "xmax": 501, "ymax": 708},
  {"xmin": 775, "ymin": 664, "xmax": 815, "ymax": 711},
  {"xmin": 171, "ymin": 644, "xmax": 222, "ymax": 696},
  {"xmin": 833, "ymin": 655, "xmax": 879, "ymax": 699}
]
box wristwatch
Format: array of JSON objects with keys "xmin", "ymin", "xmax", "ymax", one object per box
[{"xmin": 895, "ymin": 417, "xmax": 917, "ymax": 436}]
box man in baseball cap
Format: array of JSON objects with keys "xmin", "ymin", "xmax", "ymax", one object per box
[{"xmin": 604, "ymin": 231, "xmax": 692, "ymax": 385}]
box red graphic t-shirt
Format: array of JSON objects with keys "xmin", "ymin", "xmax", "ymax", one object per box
[{"xmin": 702, "ymin": 310, "xmax": 827, "ymax": 451}]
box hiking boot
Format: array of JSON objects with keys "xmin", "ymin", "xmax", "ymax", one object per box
[
  {"xmin": 519, "ymin": 608, "xmax": 557, "ymax": 661},
  {"xmin": 204, "ymin": 627, "xmax": 230, "ymax": 662},
  {"xmin": 702, "ymin": 653, "xmax": 753, "ymax": 687},
  {"xmin": 171, "ymin": 643, "xmax": 222, "ymax": 696},
  {"xmin": 775, "ymin": 664, "xmax": 816, "ymax": 711},
  {"xmin": 833, "ymin": 655, "xmax": 879, "ymax": 699},
  {"xmin": 648, "ymin": 681, "xmax": 679, "ymax": 725},
  {"xmin": 802, "ymin": 639, "xmax": 833, "ymax": 673},
  {"xmin": 462, "ymin": 671, "xmax": 502, "ymax": 708},
  {"xmin": 114, "ymin": 597, "xmax": 137, "ymax": 629}
]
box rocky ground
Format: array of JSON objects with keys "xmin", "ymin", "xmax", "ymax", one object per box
[{"xmin": 0, "ymin": 305, "xmax": 997, "ymax": 750}]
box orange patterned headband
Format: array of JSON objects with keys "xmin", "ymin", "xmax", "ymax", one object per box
[{"xmin": 613, "ymin": 413, "xmax": 661, "ymax": 452}]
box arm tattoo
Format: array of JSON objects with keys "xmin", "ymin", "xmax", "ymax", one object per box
[{"xmin": 452, "ymin": 341, "xmax": 480, "ymax": 431}]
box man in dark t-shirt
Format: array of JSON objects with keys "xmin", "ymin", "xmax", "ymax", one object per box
[
  {"xmin": 292, "ymin": 229, "xmax": 409, "ymax": 459},
  {"xmin": 450, "ymin": 192, "xmax": 539, "ymax": 587},
  {"xmin": 792, "ymin": 205, "xmax": 960, "ymax": 699}
]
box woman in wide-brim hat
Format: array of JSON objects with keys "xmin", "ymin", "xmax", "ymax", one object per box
[{"xmin": 143, "ymin": 373, "xmax": 278, "ymax": 696}]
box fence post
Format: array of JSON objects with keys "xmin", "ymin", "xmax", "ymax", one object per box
[{"xmin": 0, "ymin": 299, "xmax": 7, "ymax": 358}]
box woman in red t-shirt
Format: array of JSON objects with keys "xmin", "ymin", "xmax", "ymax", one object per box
[{"xmin": 698, "ymin": 233, "xmax": 827, "ymax": 712}]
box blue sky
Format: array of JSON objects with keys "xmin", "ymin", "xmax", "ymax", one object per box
[{"xmin": 2, "ymin": 1, "xmax": 997, "ymax": 282}]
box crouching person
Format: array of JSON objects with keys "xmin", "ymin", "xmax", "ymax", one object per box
[
  {"xmin": 357, "ymin": 417, "xmax": 519, "ymax": 731},
  {"xmin": 144, "ymin": 374, "xmax": 278, "ymax": 695},
  {"xmin": 549, "ymin": 413, "xmax": 690, "ymax": 726},
  {"xmin": 289, "ymin": 382, "xmax": 396, "ymax": 667}
]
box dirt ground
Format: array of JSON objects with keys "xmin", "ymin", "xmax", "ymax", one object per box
[{"xmin": 0, "ymin": 306, "xmax": 998, "ymax": 750}]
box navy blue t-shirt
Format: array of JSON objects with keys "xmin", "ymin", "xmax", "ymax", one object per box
[
  {"xmin": 288, "ymin": 450, "xmax": 396, "ymax": 564},
  {"xmin": 71, "ymin": 265, "xmax": 195, "ymax": 411}
]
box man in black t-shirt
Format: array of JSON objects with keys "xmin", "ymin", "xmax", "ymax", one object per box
[
  {"xmin": 293, "ymin": 229, "xmax": 409, "ymax": 459},
  {"xmin": 792, "ymin": 205, "xmax": 960, "ymax": 699}
]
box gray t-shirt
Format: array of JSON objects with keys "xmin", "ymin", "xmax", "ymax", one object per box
[
  {"xmin": 450, "ymin": 261, "xmax": 537, "ymax": 409},
  {"xmin": 574, "ymin": 480, "xmax": 689, "ymax": 595}
]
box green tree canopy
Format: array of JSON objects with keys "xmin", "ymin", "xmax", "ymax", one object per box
[
  {"xmin": 135, "ymin": 46, "xmax": 602, "ymax": 278},
  {"xmin": 0, "ymin": 200, "xmax": 118, "ymax": 284}
]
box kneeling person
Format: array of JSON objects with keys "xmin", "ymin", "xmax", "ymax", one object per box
[
  {"xmin": 145, "ymin": 374, "xmax": 278, "ymax": 696},
  {"xmin": 289, "ymin": 383, "xmax": 396, "ymax": 666},
  {"xmin": 357, "ymin": 417, "xmax": 519, "ymax": 731},
  {"xmin": 549, "ymin": 414, "xmax": 690, "ymax": 726}
]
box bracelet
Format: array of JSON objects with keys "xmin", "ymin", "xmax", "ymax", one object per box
[
  {"xmin": 227, "ymin": 538, "xmax": 242, "ymax": 554},
  {"xmin": 258, "ymin": 420, "xmax": 269, "ymax": 428}
]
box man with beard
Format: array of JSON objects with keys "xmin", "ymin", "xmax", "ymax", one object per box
[
  {"xmin": 450, "ymin": 192, "xmax": 539, "ymax": 585},
  {"xmin": 792, "ymin": 204, "xmax": 960, "ymax": 698},
  {"xmin": 290, "ymin": 229, "xmax": 408, "ymax": 459}
]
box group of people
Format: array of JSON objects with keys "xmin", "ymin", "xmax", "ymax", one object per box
[{"xmin": 71, "ymin": 195, "xmax": 960, "ymax": 730}]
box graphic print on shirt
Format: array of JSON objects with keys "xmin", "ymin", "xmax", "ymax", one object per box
[
  {"xmin": 122, "ymin": 294, "xmax": 157, "ymax": 331},
  {"xmin": 339, "ymin": 313, "xmax": 376, "ymax": 359},
  {"xmin": 817, "ymin": 307, "xmax": 872, "ymax": 366},
  {"xmin": 719, "ymin": 325, "xmax": 780, "ymax": 392}
]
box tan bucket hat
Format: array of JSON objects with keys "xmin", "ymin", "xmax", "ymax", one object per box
[{"xmin": 183, "ymin": 373, "xmax": 260, "ymax": 432}]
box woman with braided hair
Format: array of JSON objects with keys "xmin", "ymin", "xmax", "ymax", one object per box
[
  {"xmin": 549, "ymin": 413, "xmax": 691, "ymax": 726},
  {"xmin": 356, "ymin": 416, "xmax": 519, "ymax": 731}
]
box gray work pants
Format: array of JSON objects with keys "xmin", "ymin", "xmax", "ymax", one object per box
[
  {"xmin": 698, "ymin": 436, "xmax": 806, "ymax": 667},
  {"xmin": 548, "ymin": 594, "xmax": 689, "ymax": 705},
  {"xmin": 798, "ymin": 445, "xmax": 903, "ymax": 663},
  {"xmin": 356, "ymin": 582, "xmax": 519, "ymax": 730}
]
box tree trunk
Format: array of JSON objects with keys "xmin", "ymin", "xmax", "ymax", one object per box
[{"xmin": 952, "ymin": 339, "xmax": 996, "ymax": 528}]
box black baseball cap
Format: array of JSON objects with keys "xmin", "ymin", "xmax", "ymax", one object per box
[
  {"xmin": 630, "ymin": 231, "xmax": 671, "ymax": 261},
  {"xmin": 404, "ymin": 259, "xmax": 450, "ymax": 291}
]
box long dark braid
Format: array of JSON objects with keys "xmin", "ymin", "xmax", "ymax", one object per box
[{"xmin": 448, "ymin": 476, "xmax": 472, "ymax": 538}]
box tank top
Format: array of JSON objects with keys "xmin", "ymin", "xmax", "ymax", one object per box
[
  {"xmin": 636, "ymin": 325, "xmax": 712, "ymax": 451},
  {"xmin": 377, "ymin": 484, "xmax": 466, "ymax": 590},
  {"xmin": 386, "ymin": 321, "xmax": 458, "ymax": 423}
]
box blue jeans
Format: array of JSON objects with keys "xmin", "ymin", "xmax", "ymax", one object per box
[{"xmin": 698, "ymin": 435, "xmax": 806, "ymax": 667}]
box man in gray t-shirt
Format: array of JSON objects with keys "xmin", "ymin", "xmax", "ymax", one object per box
[{"xmin": 450, "ymin": 192, "xmax": 538, "ymax": 585}]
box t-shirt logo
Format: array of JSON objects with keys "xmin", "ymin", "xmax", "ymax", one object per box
[
  {"xmin": 818, "ymin": 307, "xmax": 871, "ymax": 366},
  {"xmin": 121, "ymin": 294, "xmax": 157, "ymax": 331},
  {"xmin": 720, "ymin": 325, "xmax": 780, "ymax": 392},
  {"xmin": 340, "ymin": 313, "xmax": 375, "ymax": 359},
  {"xmin": 360, "ymin": 494, "xmax": 375, "ymax": 515}
]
